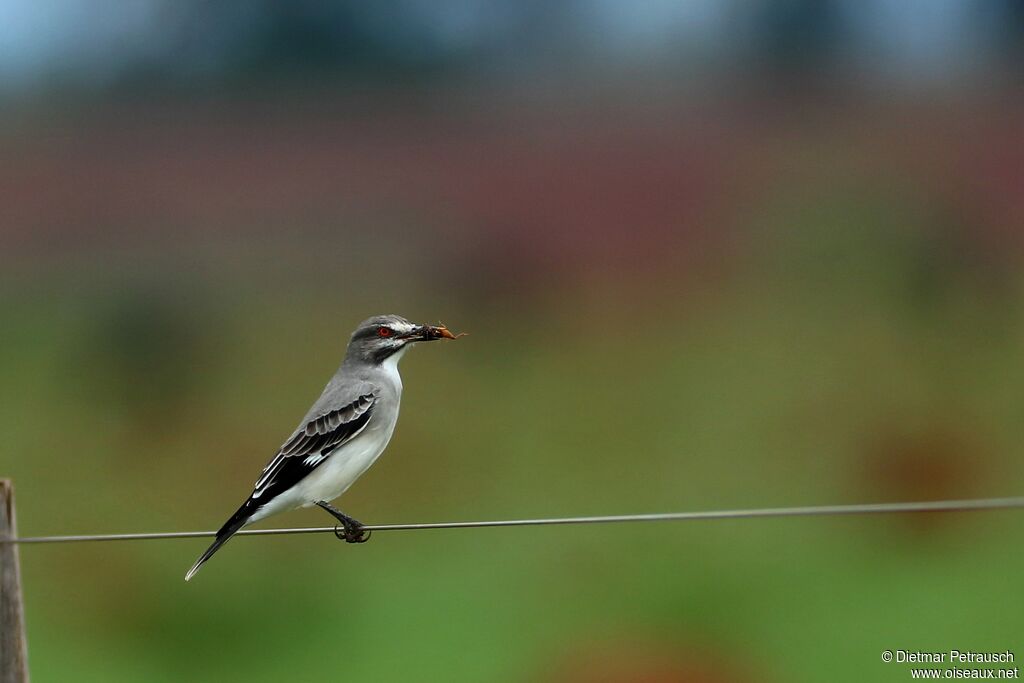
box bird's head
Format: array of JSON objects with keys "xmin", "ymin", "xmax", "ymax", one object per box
[{"xmin": 346, "ymin": 314, "xmax": 460, "ymax": 365}]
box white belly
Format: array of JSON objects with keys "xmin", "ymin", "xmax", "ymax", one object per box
[
  {"xmin": 247, "ymin": 350, "xmax": 407, "ymax": 524},
  {"xmin": 248, "ymin": 410, "xmax": 398, "ymax": 522},
  {"xmin": 296, "ymin": 422, "xmax": 395, "ymax": 503}
]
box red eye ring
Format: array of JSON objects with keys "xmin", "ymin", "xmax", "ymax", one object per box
[{"xmin": 377, "ymin": 327, "xmax": 392, "ymax": 338}]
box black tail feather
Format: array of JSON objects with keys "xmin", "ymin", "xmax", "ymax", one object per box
[{"xmin": 185, "ymin": 501, "xmax": 255, "ymax": 581}]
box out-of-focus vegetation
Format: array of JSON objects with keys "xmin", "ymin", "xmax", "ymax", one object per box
[{"xmin": 1, "ymin": 2, "xmax": 1022, "ymax": 682}]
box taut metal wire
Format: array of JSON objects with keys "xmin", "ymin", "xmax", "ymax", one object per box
[{"xmin": 2, "ymin": 496, "xmax": 1023, "ymax": 545}]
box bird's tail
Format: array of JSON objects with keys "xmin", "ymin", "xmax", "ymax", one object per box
[{"xmin": 185, "ymin": 500, "xmax": 255, "ymax": 581}]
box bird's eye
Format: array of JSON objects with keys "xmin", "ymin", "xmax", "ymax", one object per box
[{"xmin": 377, "ymin": 327, "xmax": 393, "ymax": 338}]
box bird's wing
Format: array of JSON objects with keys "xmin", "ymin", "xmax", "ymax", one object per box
[{"xmin": 250, "ymin": 387, "xmax": 377, "ymax": 502}]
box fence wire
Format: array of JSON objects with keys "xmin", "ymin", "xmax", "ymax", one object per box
[{"xmin": 3, "ymin": 496, "xmax": 1023, "ymax": 544}]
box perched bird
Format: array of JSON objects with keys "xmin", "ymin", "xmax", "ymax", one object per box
[{"xmin": 186, "ymin": 314, "xmax": 460, "ymax": 581}]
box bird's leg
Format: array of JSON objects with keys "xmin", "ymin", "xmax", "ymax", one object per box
[{"xmin": 315, "ymin": 501, "xmax": 371, "ymax": 544}]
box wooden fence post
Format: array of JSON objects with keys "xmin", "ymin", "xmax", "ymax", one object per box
[{"xmin": 0, "ymin": 480, "xmax": 29, "ymax": 683}]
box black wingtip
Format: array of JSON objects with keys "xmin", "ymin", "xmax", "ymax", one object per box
[
  {"xmin": 185, "ymin": 503, "xmax": 254, "ymax": 581},
  {"xmin": 185, "ymin": 539, "xmax": 224, "ymax": 581}
]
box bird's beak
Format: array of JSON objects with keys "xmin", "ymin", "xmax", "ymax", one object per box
[{"xmin": 408, "ymin": 324, "xmax": 463, "ymax": 341}]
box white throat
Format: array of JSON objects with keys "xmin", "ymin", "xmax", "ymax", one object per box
[{"xmin": 380, "ymin": 345, "xmax": 408, "ymax": 391}]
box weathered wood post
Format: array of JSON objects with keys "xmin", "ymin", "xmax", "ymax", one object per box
[{"xmin": 0, "ymin": 480, "xmax": 29, "ymax": 683}]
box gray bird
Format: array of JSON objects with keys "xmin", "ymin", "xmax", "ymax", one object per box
[{"xmin": 185, "ymin": 314, "xmax": 459, "ymax": 581}]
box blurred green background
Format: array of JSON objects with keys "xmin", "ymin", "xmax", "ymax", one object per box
[{"xmin": 2, "ymin": 2, "xmax": 1023, "ymax": 681}]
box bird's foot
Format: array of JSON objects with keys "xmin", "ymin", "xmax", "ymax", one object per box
[{"xmin": 316, "ymin": 501, "xmax": 371, "ymax": 544}]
